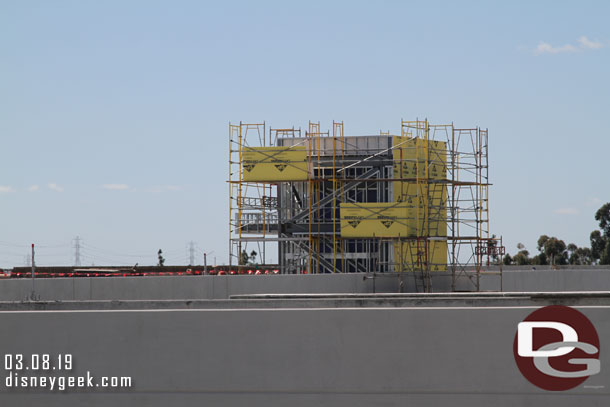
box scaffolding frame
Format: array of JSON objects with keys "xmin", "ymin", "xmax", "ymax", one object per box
[{"xmin": 228, "ymin": 120, "xmax": 503, "ymax": 291}]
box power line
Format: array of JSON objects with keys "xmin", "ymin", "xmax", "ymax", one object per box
[
  {"xmin": 79, "ymin": 243, "xmax": 150, "ymax": 257},
  {"xmin": 0, "ymin": 241, "xmax": 28, "ymax": 248},
  {"xmin": 0, "ymin": 240, "xmax": 70, "ymax": 249}
]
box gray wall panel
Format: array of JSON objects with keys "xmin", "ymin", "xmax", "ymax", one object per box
[
  {"xmin": 0, "ymin": 306, "xmax": 608, "ymax": 406},
  {"xmin": 1, "ymin": 269, "xmax": 610, "ymax": 302}
]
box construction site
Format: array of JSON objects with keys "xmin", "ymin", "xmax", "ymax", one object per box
[
  {"xmin": 4, "ymin": 2, "xmax": 609, "ymax": 405},
  {"xmin": 229, "ymin": 119, "xmax": 504, "ymax": 292},
  {"xmin": 1, "ymin": 119, "xmax": 608, "ymax": 406}
]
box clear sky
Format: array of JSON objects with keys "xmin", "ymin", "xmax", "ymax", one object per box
[{"xmin": 1, "ymin": 0, "xmax": 608, "ymax": 267}]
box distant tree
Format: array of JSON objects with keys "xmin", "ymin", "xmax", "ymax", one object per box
[
  {"xmin": 537, "ymin": 236, "xmax": 566, "ymax": 266},
  {"xmin": 548, "ymin": 238, "xmax": 567, "ymax": 265},
  {"xmin": 537, "ymin": 235, "xmax": 550, "ymax": 252},
  {"xmin": 590, "ymin": 231, "xmax": 606, "ymax": 263},
  {"xmin": 579, "ymin": 247, "xmax": 593, "ymax": 264},
  {"xmin": 566, "ymin": 243, "xmax": 578, "ymax": 265},
  {"xmin": 157, "ymin": 249, "xmax": 165, "ymax": 267},
  {"xmin": 568, "ymin": 249, "xmax": 578, "ymax": 265},
  {"xmin": 238, "ymin": 250, "xmax": 259, "ymax": 266},
  {"xmin": 503, "ymin": 254, "xmax": 513, "ymax": 265},
  {"xmin": 249, "ymin": 250, "xmax": 258, "ymax": 265},
  {"xmin": 569, "ymin": 247, "xmax": 593, "ymax": 265},
  {"xmin": 239, "ymin": 250, "xmax": 249, "ymax": 265},
  {"xmin": 595, "ymin": 203, "xmax": 610, "ymax": 237},
  {"xmin": 511, "ymin": 243, "xmax": 530, "ymax": 265},
  {"xmin": 513, "ymin": 250, "xmax": 530, "ymax": 265},
  {"xmin": 567, "ymin": 243, "xmax": 578, "ymax": 255},
  {"xmin": 601, "ymin": 242, "xmax": 610, "ymax": 265},
  {"xmin": 555, "ymin": 251, "xmax": 568, "ymax": 265},
  {"xmin": 531, "ymin": 252, "xmax": 548, "ymax": 266},
  {"xmin": 590, "ymin": 202, "xmax": 610, "ymax": 265}
]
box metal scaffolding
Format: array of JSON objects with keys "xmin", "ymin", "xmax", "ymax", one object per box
[{"xmin": 228, "ymin": 119, "xmax": 503, "ymax": 291}]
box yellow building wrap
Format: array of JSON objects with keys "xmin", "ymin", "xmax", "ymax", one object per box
[
  {"xmin": 340, "ymin": 203, "xmax": 414, "ymax": 238},
  {"xmin": 242, "ymin": 147, "xmax": 308, "ymax": 182},
  {"xmin": 394, "ymin": 240, "xmax": 448, "ymax": 272},
  {"xmin": 339, "ymin": 137, "xmax": 448, "ymax": 242},
  {"xmin": 339, "ymin": 201, "xmax": 446, "ymax": 238},
  {"xmin": 392, "ymin": 136, "xmax": 447, "ymax": 197},
  {"xmin": 391, "ymin": 136, "xmax": 448, "ymax": 270}
]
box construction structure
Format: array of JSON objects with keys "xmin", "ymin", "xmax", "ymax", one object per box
[{"xmin": 228, "ymin": 120, "xmax": 504, "ymax": 292}]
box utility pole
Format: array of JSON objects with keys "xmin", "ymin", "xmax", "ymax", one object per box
[
  {"xmin": 73, "ymin": 236, "xmax": 82, "ymax": 267},
  {"xmin": 30, "ymin": 243, "xmax": 36, "ymax": 301},
  {"xmin": 203, "ymin": 251, "xmax": 214, "ymax": 274},
  {"xmin": 188, "ymin": 241, "xmax": 195, "ymax": 266}
]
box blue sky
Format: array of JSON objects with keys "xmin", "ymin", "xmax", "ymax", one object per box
[{"xmin": 1, "ymin": 0, "xmax": 608, "ymax": 267}]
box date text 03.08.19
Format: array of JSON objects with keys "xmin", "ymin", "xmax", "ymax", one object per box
[{"xmin": 4, "ymin": 354, "xmax": 73, "ymax": 371}]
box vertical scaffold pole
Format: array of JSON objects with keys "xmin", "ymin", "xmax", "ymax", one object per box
[
  {"xmin": 307, "ymin": 122, "xmax": 313, "ymax": 274},
  {"xmin": 332, "ymin": 122, "xmax": 337, "ymax": 273}
]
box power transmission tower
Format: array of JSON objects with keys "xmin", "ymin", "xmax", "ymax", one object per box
[
  {"xmin": 188, "ymin": 241, "xmax": 196, "ymax": 266},
  {"xmin": 73, "ymin": 236, "xmax": 82, "ymax": 267}
]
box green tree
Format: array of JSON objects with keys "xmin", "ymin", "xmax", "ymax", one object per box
[
  {"xmin": 567, "ymin": 243, "xmax": 578, "ymax": 256},
  {"xmin": 503, "ymin": 254, "xmax": 513, "ymax": 265},
  {"xmin": 537, "ymin": 235, "xmax": 549, "ymax": 252},
  {"xmin": 537, "ymin": 236, "xmax": 566, "ymax": 266},
  {"xmin": 569, "ymin": 247, "xmax": 593, "ymax": 265},
  {"xmin": 531, "ymin": 252, "xmax": 548, "ymax": 266},
  {"xmin": 239, "ymin": 250, "xmax": 259, "ymax": 266},
  {"xmin": 590, "ymin": 230, "xmax": 606, "ymax": 263},
  {"xmin": 513, "ymin": 250, "xmax": 530, "ymax": 265},
  {"xmin": 249, "ymin": 250, "xmax": 258, "ymax": 265},
  {"xmin": 601, "ymin": 242, "xmax": 610, "ymax": 265},
  {"xmin": 566, "ymin": 243, "xmax": 578, "ymax": 265},
  {"xmin": 590, "ymin": 202, "xmax": 610, "ymax": 265},
  {"xmin": 239, "ymin": 250, "xmax": 249, "ymax": 265},
  {"xmin": 157, "ymin": 249, "xmax": 165, "ymax": 267},
  {"xmin": 555, "ymin": 251, "xmax": 568, "ymax": 265},
  {"xmin": 595, "ymin": 203, "xmax": 610, "ymax": 237}
]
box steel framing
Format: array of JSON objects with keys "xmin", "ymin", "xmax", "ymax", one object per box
[{"xmin": 228, "ymin": 120, "xmax": 503, "ymax": 291}]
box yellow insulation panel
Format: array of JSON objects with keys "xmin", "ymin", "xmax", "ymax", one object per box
[
  {"xmin": 394, "ymin": 240, "xmax": 448, "ymax": 272},
  {"xmin": 340, "ymin": 202, "xmax": 446, "ymax": 238},
  {"xmin": 340, "ymin": 203, "xmax": 414, "ymax": 238},
  {"xmin": 392, "ymin": 137, "xmax": 447, "ymax": 181},
  {"xmin": 390, "ymin": 136, "xmax": 448, "ymax": 271},
  {"xmin": 242, "ymin": 147, "xmax": 308, "ymax": 182}
]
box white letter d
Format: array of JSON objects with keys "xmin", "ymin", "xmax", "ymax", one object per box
[{"xmin": 518, "ymin": 321, "xmax": 578, "ymax": 357}]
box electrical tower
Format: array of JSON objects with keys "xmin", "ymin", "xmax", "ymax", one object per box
[
  {"xmin": 73, "ymin": 236, "xmax": 82, "ymax": 267},
  {"xmin": 188, "ymin": 241, "xmax": 196, "ymax": 266}
]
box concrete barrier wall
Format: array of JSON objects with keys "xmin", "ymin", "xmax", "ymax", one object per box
[
  {"xmin": 1, "ymin": 268, "xmax": 609, "ymax": 301},
  {"xmin": 0, "ymin": 304, "xmax": 608, "ymax": 406},
  {"xmin": 499, "ymin": 269, "xmax": 610, "ymax": 292},
  {"xmin": 0, "ymin": 274, "xmax": 375, "ymax": 301}
]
